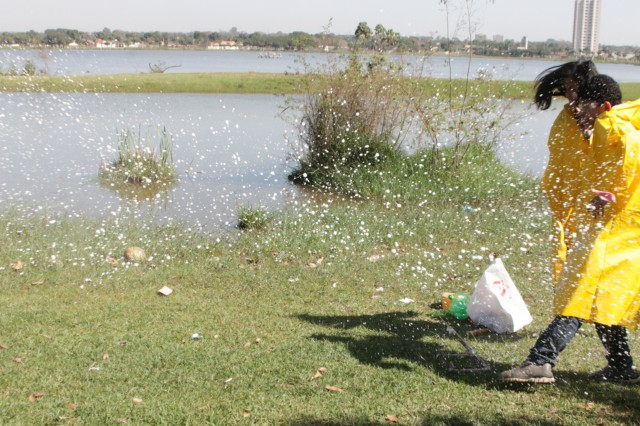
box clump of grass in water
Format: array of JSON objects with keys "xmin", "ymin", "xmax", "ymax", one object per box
[
  {"xmin": 100, "ymin": 126, "xmax": 176, "ymax": 187},
  {"xmin": 237, "ymin": 205, "xmax": 270, "ymax": 230}
]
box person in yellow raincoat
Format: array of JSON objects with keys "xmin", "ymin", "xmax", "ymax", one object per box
[
  {"xmin": 500, "ymin": 75, "xmax": 640, "ymax": 384},
  {"xmin": 535, "ymin": 60, "xmax": 598, "ymax": 280}
]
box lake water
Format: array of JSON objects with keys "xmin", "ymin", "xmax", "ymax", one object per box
[
  {"xmin": 1, "ymin": 49, "xmax": 639, "ymax": 82},
  {"xmin": 0, "ymin": 92, "xmax": 304, "ymax": 230},
  {"xmin": 0, "ymin": 90, "xmax": 557, "ymax": 230},
  {"xmin": 0, "ymin": 49, "xmax": 631, "ymax": 230}
]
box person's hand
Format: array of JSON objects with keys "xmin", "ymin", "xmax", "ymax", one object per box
[
  {"xmin": 587, "ymin": 190, "xmax": 615, "ymax": 218},
  {"xmin": 588, "ymin": 195, "xmax": 608, "ymax": 218}
]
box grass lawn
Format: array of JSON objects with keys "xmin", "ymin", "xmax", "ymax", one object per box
[
  {"xmin": 3, "ymin": 72, "xmax": 640, "ymax": 103},
  {"xmin": 1, "ymin": 148, "xmax": 638, "ymax": 424}
]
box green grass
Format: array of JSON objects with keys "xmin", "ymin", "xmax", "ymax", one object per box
[
  {"xmin": 237, "ymin": 205, "xmax": 271, "ymax": 231},
  {"xmin": 0, "ymin": 72, "xmax": 307, "ymax": 94},
  {"xmin": 0, "ymin": 72, "xmax": 529, "ymax": 100},
  {"xmin": 2, "ymin": 71, "xmax": 638, "ymax": 103},
  {"xmin": 620, "ymin": 82, "xmax": 640, "ymax": 101},
  {"xmin": 1, "ymin": 148, "xmax": 638, "ymax": 424}
]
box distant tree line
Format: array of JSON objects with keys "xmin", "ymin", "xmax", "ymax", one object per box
[{"xmin": 0, "ymin": 25, "xmax": 638, "ymax": 61}]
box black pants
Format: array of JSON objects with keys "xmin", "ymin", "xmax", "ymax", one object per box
[{"xmin": 527, "ymin": 315, "xmax": 634, "ymax": 369}]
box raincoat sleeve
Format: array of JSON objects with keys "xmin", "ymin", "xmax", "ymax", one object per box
[
  {"xmin": 541, "ymin": 106, "xmax": 582, "ymax": 222},
  {"xmin": 541, "ymin": 105, "xmax": 588, "ymax": 275},
  {"xmin": 590, "ymin": 100, "xmax": 640, "ymax": 213}
]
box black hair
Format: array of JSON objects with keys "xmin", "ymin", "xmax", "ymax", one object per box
[
  {"xmin": 533, "ymin": 60, "xmax": 599, "ymax": 110},
  {"xmin": 578, "ymin": 74, "xmax": 622, "ymax": 107}
]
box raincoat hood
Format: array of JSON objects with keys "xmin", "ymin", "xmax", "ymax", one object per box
[{"xmin": 597, "ymin": 98, "xmax": 640, "ymax": 141}]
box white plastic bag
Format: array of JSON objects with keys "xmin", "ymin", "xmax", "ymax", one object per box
[{"xmin": 467, "ymin": 258, "xmax": 533, "ymax": 333}]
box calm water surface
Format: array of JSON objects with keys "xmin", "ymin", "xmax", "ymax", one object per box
[
  {"xmin": 1, "ymin": 49, "xmax": 639, "ymax": 82},
  {"xmin": 1, "ymin": 50, "xmax": 606, "ymax": 229},
  {"xmin": 0, "ymin": 91, "xmax": 557, "ymax": 230},
  {"xmin": 0, "ymin": 92, "xmax": 305, "ymax": 230}
]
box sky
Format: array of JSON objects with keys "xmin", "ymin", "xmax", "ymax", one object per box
[{"xmin": 1, "ymin": 0, "xmax": 639, "ymax": 47}]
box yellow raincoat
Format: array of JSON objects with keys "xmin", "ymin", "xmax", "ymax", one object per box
[
  {"xmin": 554, "ymin": 99, "xmax": 640, "ymax": 328},
  {"xmin": 541, "ymin": 105, "xmax": 591, "ymax": 279}
]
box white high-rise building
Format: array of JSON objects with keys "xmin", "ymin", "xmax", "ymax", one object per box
[{"xmin": 573, "ymin": 0, "xmax": 601, "ymax": 54}]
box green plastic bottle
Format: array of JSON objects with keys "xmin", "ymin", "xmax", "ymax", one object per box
[{"xmin": 448, "ymin": 293, "xmax": 470, "ymax": 320}]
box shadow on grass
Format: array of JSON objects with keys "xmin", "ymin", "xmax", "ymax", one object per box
[
  {"xmin": 296, "ymin": 311, "xmax": 519, "ymax": 385},
  {"xmin": 286, "ymin": 413, "xmax": 566, "ymax": 426},
  {"xmin": 495, "ymin": 375, "xmax": 640, "ymax": 424},
  {"xmin": 297, "ymin": 311, "xmax": 640, "ymax": 424}
]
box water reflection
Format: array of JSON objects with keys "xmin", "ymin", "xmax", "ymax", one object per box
[
  {"xmin": 98, "ymin": 179, "xmax": 172, "ymax": 204},
  {"xmin": 0, "ymin": 92, "xmax": 556, "ymax": 230}
]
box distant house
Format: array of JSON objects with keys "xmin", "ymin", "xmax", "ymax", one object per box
[
  {"xmin": 207, "ymin": 40, "xmax": 242, "ymax": 50},
  {"xmin": 95, "ymin": 38, "xmax": 119, "ymax": 49}
]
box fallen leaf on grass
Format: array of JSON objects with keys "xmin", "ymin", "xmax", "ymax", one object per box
[
  {"xmin": 13, "ymin": 357, "xmax": 22, "ymax": 363},
  {"xmin": 325, "ymin": 385, "xmax": 345, "ymax": 393},
  {"xmin": 243, "ymin": 411, "xmax": 251, "ymax": 418},
  {"xmin": 310, "ymin": 371, "xmax": 323, "ymax": 381},
  {"xmin": 114, "ymin": 418, "xmax": 128, "ymax": 423},
  {"xmin": 102, "ymin": 353, "xmax": 109, "ymax": 361},
  {"xmin": 310, "ymin": 367, "xmax": 328, "ymax": 381},
  {"xmin": 11, "ymin": 261, "xmax": 23, "ymax": 271},
  {"xmin": 0, "ymin": 343, "xmax": 7, "ymax": 350},
  {"xmin": 132, "ymin": 397, "xmax": 143, "ymax": 404},
  {"xmin": 68, "ymin": 403, "xmax": 78, "ymax": 410},
  {"xmin": 28, "ymin": 392, "xmax": 44, "ymax": 402},
  {"xmin": 308, "ymin": 257, "xmax": 323, "ymax": 268},
  {"xmin": 386, "ymin": 415, "xmax": 400, "ymax": 423}
]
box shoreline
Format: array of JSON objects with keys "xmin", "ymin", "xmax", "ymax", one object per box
[
  {"xmin": 1, "ymin": 46, "xmax": 638, "ymax": 65},
  {"xmin": 1, "ymin": 72, "xmax": 639, "ymax": 100}
]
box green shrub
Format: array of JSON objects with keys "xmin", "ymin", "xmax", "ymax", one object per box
[
  {"xmin": 99, "ymin": 126, "xmax": 176, "ymax": 187},
  {"xmin": 237, "ymin": 205, "xmax": 270, "ymax": 230},
  {"xmin": 286, "ymin": 18, "xmax": 526, "ymax": 197},
  {"xmin": 287, "ymin": 53, "xmax": 414, "ymax": 195},
  {"xmin": 22, "ymin": 60, "xmax": 37, "ymax": 76}
]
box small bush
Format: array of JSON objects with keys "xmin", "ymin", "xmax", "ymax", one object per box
[
  {"xmin": 237, "ymin": 206, "xmax": 270, "ymax": 230},
  {"xmin": 285, "ymin": 18, "xmax": 525, "ymax": 197},
  {"xmin": 99, "ymin": 126, "xmax": 176, "ymax": 187},
  {"xmin": 22, "ymin": 60, "xmax": 37, "ymax": 76},
  {"xmin": 286, "ymin": 53, "xmax": 413, "ymax": 196}
]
